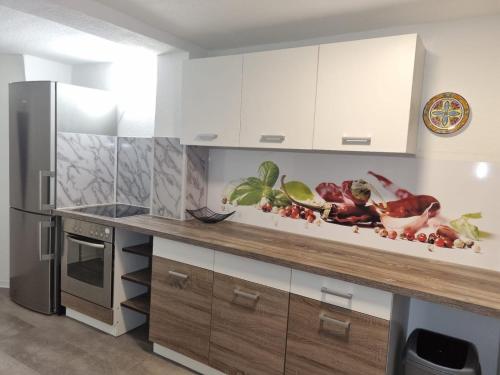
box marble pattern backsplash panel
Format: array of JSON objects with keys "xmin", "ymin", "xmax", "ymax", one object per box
[
  {"xmin": 116, "ymin": 137, "xmax": 153, "ymax": 207},
  {"xmin": 57, "ymin": 132, "xmax": 116, "ymax": 208},
  {"xmin": 185, "ymin": 146, "xmax": 209, "ymax": 213},
  {"xmin": 152, "ymin": 137, "xmax": 184, "ymax": 219}
]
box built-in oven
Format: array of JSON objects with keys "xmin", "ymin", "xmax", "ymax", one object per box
[{"xmin": 61, "ymin": 218, "xmax": 114, "ymax": 308}]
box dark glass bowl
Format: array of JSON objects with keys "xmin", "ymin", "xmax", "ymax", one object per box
[{"xmin": 186, "ymin": 207, "xmax": 235, "ymax": 224}]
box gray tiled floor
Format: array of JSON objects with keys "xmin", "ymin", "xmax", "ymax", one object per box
[{"xmin": 0, "ymin": 289, "xmax": 194, "ymax": 375}]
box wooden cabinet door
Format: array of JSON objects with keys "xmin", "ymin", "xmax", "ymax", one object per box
[
  {"xmin": 209, "ymin": 273, "xmax": 289, "ymax": 375},
  {"xmin": 149, "ymin": 256, "xmax": 213, "ymax": 364},
  {"xmin": 313, "ymin": 34, "xmax": 424, "ymax": 153},
  {"xmin": 239, "ymin": 46, "xmax": 318, "ymax": 150},
  {"xmin": 181, "ymin": 54, "xmax": 243, "ymax": 147},
  {"xmin": 286, "ymin": 294, "xmax": 390, "ymax": 375}
]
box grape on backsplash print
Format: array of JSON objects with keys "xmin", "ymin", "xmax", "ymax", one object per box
[{"xmin": 221, "ymin": 161, "xmax": 485, "ymax": 253}]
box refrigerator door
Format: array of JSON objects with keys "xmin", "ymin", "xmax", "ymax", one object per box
[
  {"xmin": 10, "ymin": 208, "xmax": 55, "ymax": 314},
  {"xmin": 9, "ymin": 81, "xmax": 56, "ymax": 214}
]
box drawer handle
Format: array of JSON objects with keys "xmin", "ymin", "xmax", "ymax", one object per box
[
  {"xmin": 196, "ymin": 133, "xmax": 218, "ymax": 141},
  {"xmin": 233, "ymin": 288, "xmax": 260, "ymax": 302},
  {"xmin": 319, "ymin": 313, "xmax": 351, "ymax": 336},
  {"xmin": 321, "ymin": 287, "xmax": 353, "ymax": 301},
  {"xmin": 342, "ymin": 136, "xmax": 371, "ymax": 146},
  {"xmin": 168, "ymin": 270, "xmax": 189, "ymax": 281},
  {"xmin": 260, "ymin": 134, "xmax": 285, "ymax": 143}
]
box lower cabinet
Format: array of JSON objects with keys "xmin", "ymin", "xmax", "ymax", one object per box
[
  {"xmin": 209, "ymin": 273, "xmax": 289, "ymax": 375},
  {"xmin": 285, "ymin": 294, "xmax": 390, "ymax": 375},
  {"xmin": 149, "ymin": 256, "xmax": 214, "ymax": 364},
  {"xmin": 149, "ymin": 240, "xmax": 393, "ymax": 375}
]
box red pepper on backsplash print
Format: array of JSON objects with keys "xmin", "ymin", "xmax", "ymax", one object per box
[{"xmin": 368, "ymin": 171, "xmax": 413, "ymax": 199}]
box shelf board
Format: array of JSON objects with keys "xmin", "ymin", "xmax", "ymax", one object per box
[
  {"xmin": 122, "ymin": 243, "xmax": 152, "ymax": 258},
  {"xmin": 121, "ymin": 293, "xmax": 150, "ymax": 315},
  {"xmin": 121, "ymin": 268, "xmax": 151, "ymax": 287}
]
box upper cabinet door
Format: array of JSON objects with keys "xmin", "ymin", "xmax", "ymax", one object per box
[
  {"xmin": 314, "ymin": 34, "xmax": 425, "ymax": 154},
  {"xmin": 181, "ymin": 55, "xmax": 243, "ymax": 147},
  {"xmin": 239, "ymin": 46, "xmax": 319, "ymax": 149}
]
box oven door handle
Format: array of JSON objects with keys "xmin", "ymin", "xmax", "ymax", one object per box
[{"xmin": 67, "ymin": 235, "xmax": 105, "ymax": 249}]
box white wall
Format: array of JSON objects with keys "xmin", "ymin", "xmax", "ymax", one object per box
[
  {"xmin": 72, "ymin": 62, "xmax": 113, "ymax": 91},
  {"xmin": 72, "ymin": 56, "xmax": 157, "ymax": 137},
  {"xmin": 23, "ymin": 55, "xmax": 72, "ymax": 83},
  {"xmin": 154, "ymin": 49, "xmax": 189, "ymax": 137},
  {"xmin": 0, "ymin": 54, "xmax": 25, "ymax": 287}
]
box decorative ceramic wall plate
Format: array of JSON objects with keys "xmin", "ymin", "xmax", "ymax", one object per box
[{"xmin": 423, "ymin": 92, "xmax": 470, "ymax": 134}]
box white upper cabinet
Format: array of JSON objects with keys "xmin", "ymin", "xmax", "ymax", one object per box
[
  {"xmin": 313, "ymin": 34, "xmax": 425, "ymax": 154},
  {"xmin": 239, "ymin": 46, "xmax": 319, "ymax": 149},
  {"xmin": 181, "ymin": 55, "xmax": 243, "ymax": 147}
]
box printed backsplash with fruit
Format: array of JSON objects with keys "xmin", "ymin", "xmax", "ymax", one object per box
[{"xmin": 209, "ymin": 151, "xmax": 498, "ymax": 270}]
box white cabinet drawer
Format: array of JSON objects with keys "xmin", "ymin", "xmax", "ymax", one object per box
[
  {"xmin": 291, "ymin": 269, "xmax": 392, "ymax": 320},
  {"xmin": 153, "ymin": 237, "xmax": 214, "ymax": 271},
  {"xmin": 214, "ymin": 251, "xmax": 291, "ymax": 292}
]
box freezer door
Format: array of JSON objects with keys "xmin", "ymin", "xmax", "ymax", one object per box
[
  {"xmin": 9, "ymin": 81, "xmax": 56, "ymax": 214},
  {"xmin": 10, "ymin": 208, "xmax": 55, "ymax": 314}
]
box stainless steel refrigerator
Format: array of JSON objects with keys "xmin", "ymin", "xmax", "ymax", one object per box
[{"xmin": 9, "ymin": 81, "xmax": 116, "ymax": 314}]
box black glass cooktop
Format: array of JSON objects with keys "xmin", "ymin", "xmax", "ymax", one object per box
[{"xmin": 73, "ymin": 204, "xmax": 150, "ymax": 218}]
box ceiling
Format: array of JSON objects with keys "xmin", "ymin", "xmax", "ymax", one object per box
[
  {"xmin": 0, "ymin": 0, "xmax": 499, "ymax": 62},
  {"xmin": 0, "ymin": 1, "xmax": 172, "ymax": 64},
  {"xmin": 93, "ymin": 0, "xmax": 500, "ymax": 50}
]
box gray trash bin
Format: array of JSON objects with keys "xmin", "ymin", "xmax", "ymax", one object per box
[{"xmin": 403, "ymin": 329, "xmax": 481, "ymax": 375}]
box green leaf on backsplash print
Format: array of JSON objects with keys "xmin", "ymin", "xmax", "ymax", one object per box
[
  {"xmin": 229, "ymin": 177, "xmax": 265, "ymax": 206},
  {"xmin": 450, "ymin": 212, "xmax": 482, "ymax": 241},
  {"xmin": 258, "ymin": 161, "xmax": 279, "ymax": 187},
  {"xmin": 282, "ymin": 181, "xmax": 314, "ymax": 201},
  {"xmin": 269, "ymin": 189, "xmax": 292, "ymax": 208}
]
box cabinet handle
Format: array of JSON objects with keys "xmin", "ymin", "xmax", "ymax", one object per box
[
  {"xmin": 342, "ymin": 136, "xmax": 371, "ymax": 146},
  {"xmin": 168, "ymin": 270, "xmax": 189, "ymax": 281},
  {"xmin": 233, "ymin": 288, "xmax": 260, "ymax": 302},
  {"xmin": 195, "ymin": 133, "xmax": 218, "ymax": 141},
  {"xmin": 38, "ymin": 221, "xmax": 55, "ymax": 261},
  {"xmin": 260, "ymin": 135, "xmax": 285, "ymax": 143},
  {"xmin": 321, "ymin": 287, "xmax": 353, "ymax": 301},
  {"xmin": 39, "ymin": 170, "xmax": 55, "ymax": 211},
  {"xmin": 319, "ymin": 313, "xmax": 351, "ymax": 336}
]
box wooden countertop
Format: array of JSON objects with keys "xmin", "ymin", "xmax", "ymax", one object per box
[{"xmin": 55, "ymin": 209, "xmax": 500, "ymax": 319}]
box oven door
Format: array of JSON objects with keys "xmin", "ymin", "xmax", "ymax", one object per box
[{"xmin": 61, "ymin": 232, "xmax": 113, "ymax": 308}]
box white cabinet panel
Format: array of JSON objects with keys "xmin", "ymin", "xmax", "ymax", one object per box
[
  {"xmin": 239, "ymin": 46, "xmax": 319, "ymax": 150},
  {"xmin": 291, "ymin": 269, "xmax": 393, "ymax": 320},
  {"xmin": 153, "ymin": 237, "xmax": 214, "ymax": 271},
  {"xmin": 214, "ymin": 251, "xmax": 291, "ymax": 292},
  {"xmin": 314, "ymin": 34, "xmax": 425, "ymax": 154},
  {"xmin": 181, "ymin": 55, "xmax": 243, "ymax": 147}
]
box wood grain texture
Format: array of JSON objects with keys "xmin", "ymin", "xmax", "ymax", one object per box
[
  {"xmin": 149, "ymin": 257, "xmax": 213, "ymax": 364},
  {"xmin": 285, "ymin": 294, "xmax": 389, "ymax": 375},
  {"xmin": 121, "ymin": 268, "xmax": 152, "ymax": 287},
  {"xmin": 61, "ymin": 291, "xmax": 113, "ymax": 325},
  {"xmin": 55, "ymin": 209, "xmax": 500, "ymax": 318},
  {"xmin": 209, "ymin": 273, "xmax": 289, "ymax": 375},
  {"xmin": 121, "ymin": 293, "xmax": 150, "ymax": 315},
  {"xmin": 122, "ymin": 242, "xmax": 153, "ymax": 258}
]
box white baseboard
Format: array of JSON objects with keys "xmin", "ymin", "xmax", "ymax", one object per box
[
  {"xmin": 153, "ymin": 343, "xmax": 224, "ymax": 375},
  {"xmin": 0, "ymin": 280, "xmax": 9, "ymax": 288}
]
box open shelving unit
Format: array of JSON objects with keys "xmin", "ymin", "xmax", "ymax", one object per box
[{"xmin": 120, "ymin": 242, "xmax": 153, "ymax": 316}]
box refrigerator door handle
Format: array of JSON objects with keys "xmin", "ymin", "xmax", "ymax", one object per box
[
  {"xmin": 39, "ymin": 170, "xmax": 55, "ymax": 211},
  {"xmin": 39, "ymin": 221, "xmax": 55, "ymax": 261}
]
